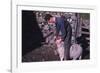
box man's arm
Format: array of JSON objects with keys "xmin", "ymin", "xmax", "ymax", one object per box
[{"xmin": 55, "ymin": 17, "xmax": 66, "ymax": 41}]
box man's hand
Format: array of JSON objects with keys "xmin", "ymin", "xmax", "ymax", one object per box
[{"xmin": 55, "ymin": 36, "xmax": 62, "ymax": 44}]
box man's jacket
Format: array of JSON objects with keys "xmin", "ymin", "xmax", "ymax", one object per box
[{"xmin": 55, "ymin": 17, "xmax": 72, "ymax": 41}]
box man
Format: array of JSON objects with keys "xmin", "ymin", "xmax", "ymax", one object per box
[{"xmin": 44, "ymin": 14, "xmax": 72, "ymax": 60}]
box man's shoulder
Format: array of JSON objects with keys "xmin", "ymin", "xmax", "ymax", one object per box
[
  {"xmin": 56, "ymin": 17, "xmax": 64, "ymax": 24},
  {"xmin": 56, "ymin": 17, "xmax": 62, "ymax": 21}
]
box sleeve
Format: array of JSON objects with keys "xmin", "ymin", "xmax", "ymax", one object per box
[
  {"xmin": 56, "ymin": 17, "xmax": 66, "ymax": 41},
  {"xmin": 60, "ymin": 20, "xmax": 66, "ymax": 41},
  {"xmin": 55, "ymin": 18, "xmax": 61, "ymax": 37}
]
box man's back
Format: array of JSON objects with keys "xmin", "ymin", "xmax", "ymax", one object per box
[{"xmin": 55, "ymin": 17, "xmax": 72, "ymax": 41}]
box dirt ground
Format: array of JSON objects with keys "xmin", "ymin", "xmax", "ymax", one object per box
[
  {"xmin": 22, "ymin": 44, "xmax": 90, "ymax": 62},
  {"xmin": 22, "ymin": 44, "xmax": 60, "ymax": 62}
]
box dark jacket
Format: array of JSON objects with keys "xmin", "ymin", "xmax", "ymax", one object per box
[{"xmin": 55, "ymin": 17, "xmax": 72, "ymax": 41}]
